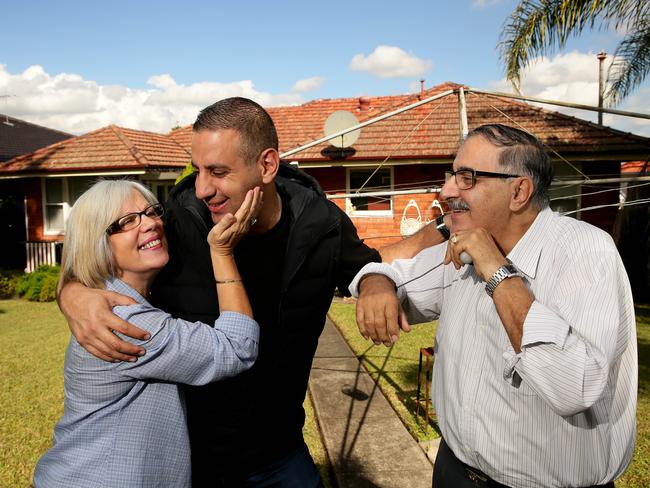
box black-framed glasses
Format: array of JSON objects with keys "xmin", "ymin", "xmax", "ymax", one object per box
[
  {"xmin": 106, "ymin": 203, "xmax": 165, "ymax": 235},
  {"xmin": 445, "ymin": 168, "xmax": 521, "ymax": 190}
]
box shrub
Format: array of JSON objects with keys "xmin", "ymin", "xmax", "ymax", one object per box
[
  {"xmin": 39, "ymin": 275, "xmax": 59, "ymax": 302},
  {"xmin": 0, "ymin": 269, "xmax": 22, "ymax": 299},
  {"xmin": 16, "ymin": 265, "xmax": 60, "ymax": 302}
]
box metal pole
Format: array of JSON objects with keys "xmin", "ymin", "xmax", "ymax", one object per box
[
  {"xmin": 597, "ymin": 50, "xmax": 607, "ymax": 125},
  {"xmin": 280, "ymin": 89, "xmax": 455, "ymax": 158},
  {"xmin": 467, "ymin": 87, "xmax": 650, "ymax": 121},
  {"xmin": 327, "ymin": 186, "xmax": 442, "ymax": 200},
  {"xmin": 458, "ymin": 86, "xmax": 469, "ymax": 139}
]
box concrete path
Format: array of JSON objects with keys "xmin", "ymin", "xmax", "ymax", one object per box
[{"xmin": 308, "ymin": 318, "xmax": 435, "ymax": 488}]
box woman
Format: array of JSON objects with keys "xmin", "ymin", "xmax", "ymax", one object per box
[{"xmin": 33, "ymin": 179, "xmax": 262, "ymax": 487}]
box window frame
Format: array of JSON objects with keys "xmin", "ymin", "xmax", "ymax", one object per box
[
  {"xmin": 41, "ymin": 176, "xmax": 99, "ymax": 235},
  {"xmin": 345, "ymin": 166, "xmax": 394, "ymax": 217},
  {"xmin": 42, "ymin": 177, "xmax": 69, "ymax": 235}
]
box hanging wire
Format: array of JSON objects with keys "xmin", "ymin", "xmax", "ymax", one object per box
[
  {"xmin": 562, "ymin": 198, "xmax": 650, "ymax": 216},
  {"xmin": 357, "ymin": 197, "xmax": 650, "ymax": 243},
  {"xmin": 356, "ymin": 99, "xmax": 447, "ymax": 194},
  {"xmin": 468, "ymin": 92, "xmax": 591, "ymax": 182},
  {"xmin": 354, "ymin": 197, "xmax": 650, "ymax": 289},
  {"xmin": 551, "ymin": 180, "xmax": 650, "ymax": 201}
]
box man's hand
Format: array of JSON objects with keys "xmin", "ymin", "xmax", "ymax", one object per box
[
  {"xmin": 356, "ymin": 274, "xmax": 410, "ymax": 346},
  {"xmin": 444, "ymin": 228, "xmax": 506, "ymax": 281},
  {"xmin": 58, "ymin": 282, "xmax": 148, "ymax": 362}
]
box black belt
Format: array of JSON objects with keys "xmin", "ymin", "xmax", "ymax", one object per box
[
  {"xmin": 438, "ymin": 439, "xmax": 615, "ymax": 488},
  {"xmin": 438, "ymin": 439, "xmax": 509, "ymax": 487}
]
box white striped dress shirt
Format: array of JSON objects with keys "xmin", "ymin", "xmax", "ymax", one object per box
[{"xmin": 350, "ymin": 207, "xmax": 637, "ymax": 487}]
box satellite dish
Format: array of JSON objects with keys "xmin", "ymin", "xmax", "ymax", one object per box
[{"xmin": 324, "ymin": 110, "xmax": 360, "ymax": 148}]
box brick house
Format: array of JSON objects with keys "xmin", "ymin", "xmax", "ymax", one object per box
[
  {"xmin": 172, "ymin": 82, "xmax": 650, "ymax": 246},
  {"xmin": 0, "ymin": 125, "xmax": 189, "ymax": 270},
  {"xmin": 2, "ymin": 82, "xmax": 649, "ymax": 271},
  {"xmin": 0, "ymin": 115, "xmax": 73, "ymax": 269}
]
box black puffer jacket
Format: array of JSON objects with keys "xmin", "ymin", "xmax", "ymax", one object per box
[{"xmin": 152, "ymin": 163, "xmax": 380, "ymax": 482}]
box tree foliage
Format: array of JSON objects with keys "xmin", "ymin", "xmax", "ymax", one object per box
[{"xmin": 500, "ymin": 0, "xmax": 650, "ymax": 105}]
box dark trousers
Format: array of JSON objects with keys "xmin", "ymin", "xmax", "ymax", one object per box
[
  {"xmin": 432, "ymin": 438, "xmax": 615, "ymax": 488},
  {"xmin": 212, "ymin": 443, "xmax": 324, "ymax": 488}
]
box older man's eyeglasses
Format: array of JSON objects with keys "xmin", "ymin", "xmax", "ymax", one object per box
[
  {"xmin": 445, "ymin": 168, "xmax": 521, "ymax": 190},
  {"xmin": 106, "ymin": 203, "xmax": 165, "ymax": 235}
]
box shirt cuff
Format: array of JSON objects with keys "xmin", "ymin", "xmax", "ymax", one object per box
[
  {"xmin": 521, "ymin": 300, "xmax": 570, "ymax": 349},
  {"xmin": 348, "ymin": 262, "xmax": 406, "ymax": 301},
  {"xmin": 502, "ymin": 344, "xmax": 521, "ymax": 380}
]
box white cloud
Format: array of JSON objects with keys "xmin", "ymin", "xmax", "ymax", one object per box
[
  {"xmin": 472, "ymin": 0, "xmax": 506, "ymax": 8},
  {"xmin": 350, "ymin": 45, "xmax": 432, "ymax": 78},
  {"xmin": 291, "ymin": 76, "xmax": 326, "ymax": 93},
  {"xmin": 0, "ymin": 64, "xmax": 304, "ymax": 135},
  {"xmin": 488, "ymin": 51, "xmax": 650, "ymax": 136}
]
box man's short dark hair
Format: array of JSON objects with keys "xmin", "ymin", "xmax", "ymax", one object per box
[
  {"xmin": 466, "ymin": 124, "xmax": 553, "ymax": 210},
  {"xmin": 193, "ymin": 97, "xmax": 279, "ymax": 164}
]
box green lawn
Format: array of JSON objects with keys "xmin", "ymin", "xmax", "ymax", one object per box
[
  {"xmin": 0, "ymin": 299, "xmax": 331, "ymax": 488},
  {"xmin": 0, "ymin": 300, "xmax": 69, "ymax": 487},
  {"xmin": 3, "ymin": 298, "xmax": 647, "ymax": 487},
  {"xmin": 329, "ymin": 300, "xmax": 650, "ymax": 488}
]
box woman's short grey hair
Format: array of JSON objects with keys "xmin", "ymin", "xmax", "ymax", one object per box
[{"xmin": 59, "ymin": 179, "xmax": 158, "ymax": 291}]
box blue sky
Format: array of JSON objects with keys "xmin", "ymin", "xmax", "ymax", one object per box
[{"xmin": 2, "ymin": 0, "xmax": 648, "ymax": 135}]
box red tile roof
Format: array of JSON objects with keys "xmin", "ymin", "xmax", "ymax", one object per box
[
  {"xmin": 173, "ymin": 81, "xmax": 650, "ymax": 162},
  {"xmin": 0, "ymin": 125, "xmax": 190, "ymax": 174},
  {"xmin": 3, "ymin": 82, "xmax": 648, "ymax": 175}
]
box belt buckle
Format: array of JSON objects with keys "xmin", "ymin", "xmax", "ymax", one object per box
[{"xmin": 465, "ymin": 467, "xmax": 488, "ymax": 485}]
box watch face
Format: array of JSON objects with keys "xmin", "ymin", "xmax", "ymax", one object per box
[{"xmin": 504, "ymin": 264, "xmax": 518, "ymax": 275}]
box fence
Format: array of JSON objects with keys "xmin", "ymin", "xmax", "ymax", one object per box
[{"xmin": 25, "ymin": 241, "xmax": 61, "ymax": 273}]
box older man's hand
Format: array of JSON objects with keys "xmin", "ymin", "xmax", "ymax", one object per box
[
  {"xmin": 356, "ymin": 274, "xmax": 410, "ymax": 347},
  {"xmin": 445, "ymin": 227, "xmax": 507, "ymax": 281}
]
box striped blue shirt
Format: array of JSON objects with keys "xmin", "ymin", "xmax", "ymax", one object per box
[{"xmin": 33, "ymin": 277, "xmax": 259, "ymax": 488}]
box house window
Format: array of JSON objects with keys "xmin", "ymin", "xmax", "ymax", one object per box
[
  {"xmin": 44, "ymin": 179, "xmax": 65, "ymax": 233},
  {"xmin": 149, "ymin": 181, "xmax": 174, "ymax": 204},
  {"xmin": 346, "ymin": 167, "xmax": 393, "ymax": 216},
  {"xmin": 43, "ymin": 177, "xmax": 95, "ymax": 234}
]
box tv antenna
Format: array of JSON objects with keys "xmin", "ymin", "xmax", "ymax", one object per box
[{"xmin": 1, "ymin": 94, "xmax": 15, "ymax": 126}]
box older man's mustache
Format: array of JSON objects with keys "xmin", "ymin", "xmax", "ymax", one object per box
[{"xmin": 446, "ymin": 199, "xmax": 470, "ymax": 212}]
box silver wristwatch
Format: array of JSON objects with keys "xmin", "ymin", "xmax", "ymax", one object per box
[{"xmin": 485, "ymin": 260, "xmax": 521, "ymax": 297}]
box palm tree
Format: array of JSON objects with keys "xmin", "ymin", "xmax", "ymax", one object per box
[{"xmin": 500, "ymin": 0, "xmax": 650, "ymax": 105}]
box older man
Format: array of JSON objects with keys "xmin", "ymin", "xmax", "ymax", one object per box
[{"xmin": 351, "ymin": 124, "xmax": 637, "ymax": 488}]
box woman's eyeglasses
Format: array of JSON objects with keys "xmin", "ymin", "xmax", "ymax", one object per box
[{"xmin": 106, "ymin": 203, "xmax": 165, "ymax": 235}]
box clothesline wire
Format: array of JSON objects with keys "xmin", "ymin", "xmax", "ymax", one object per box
[
  {"xmin": 469, "ymin": 92, "xmax": 591, "ymax": 182},
  {"xmin": 356, "ymin": 99, "xmax": 446, "ymax": 194},
  {"xmin": 326, "ymin": 173, "xmax": 649, "ymax": 198},
  {"xmin": 358, "ymin": 197, "xmax": 650, "ymax": 242}
]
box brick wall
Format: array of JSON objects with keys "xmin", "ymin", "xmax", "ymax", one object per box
[{"xmin": 305, "ymin": 164, "xmax": 447, "ymax": 250}]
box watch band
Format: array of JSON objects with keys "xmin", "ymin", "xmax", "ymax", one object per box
[
  {"xmin": 485, "ymin": 260, "xmax": 521, "ymax": 297},
  {"xmin": 435, "ymin": 214, "xmax": 450, "ymax": 240}
]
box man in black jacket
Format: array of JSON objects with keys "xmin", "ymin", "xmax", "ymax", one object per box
[
  {"xmin": 60, "ymin": 97, "xmax": 383, "ymax": 486},
  {"xmin": 159, "ymin": 98, "xmax": 382, "ymax": 486}
]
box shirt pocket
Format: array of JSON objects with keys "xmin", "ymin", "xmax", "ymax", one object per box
[{"xmin": 505, "ymin": 370, "xmax": 539, "ymax": 396}]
